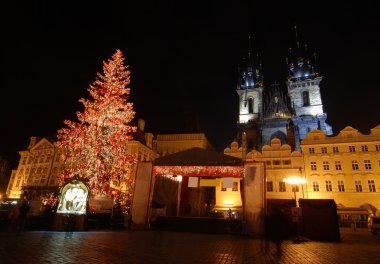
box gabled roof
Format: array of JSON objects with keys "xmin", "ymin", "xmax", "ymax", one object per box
[{"xmin": 153, "ymin": 147, "xmax": 243, "ymax": 166}]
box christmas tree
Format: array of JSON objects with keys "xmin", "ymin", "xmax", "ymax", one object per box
[{"xmin": 56, "ymin": 50, "xmax": 137, "ymax": 203}]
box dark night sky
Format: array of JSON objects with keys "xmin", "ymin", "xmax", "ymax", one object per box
[{"xmin": 1, "ymin": 1, "xmax": 379, "ymax": 166}]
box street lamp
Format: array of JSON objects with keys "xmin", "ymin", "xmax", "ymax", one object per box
[
  {"xmin": 283, "ymin": 177, "xmax": 306, "ymax": 207},
  {"xmin": 283, "ymin": 176, "xmax": 306, "ymax": 243}
]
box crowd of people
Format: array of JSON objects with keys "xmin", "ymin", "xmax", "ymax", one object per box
[{"xmin": 7, "ymin": 200, "xmax": 30, "ymax": 235}]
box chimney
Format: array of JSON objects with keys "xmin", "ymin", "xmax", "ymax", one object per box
[
  {"xmin": 138, "ymin": 119, "xmax": 145, "ymax": 132},
  {"xmin": 28, "ymin": 136, "xmax": 39, "ymax": 149}
]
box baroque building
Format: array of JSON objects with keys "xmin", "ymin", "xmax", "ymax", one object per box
[{"xmin": 225, "ymin": 125, "xmax": 380, "ymax": 222}]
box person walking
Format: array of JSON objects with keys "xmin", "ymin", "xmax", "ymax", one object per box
[{"xmin": 17, "ymin": 200, "xmax": 30, "ymax": 234}]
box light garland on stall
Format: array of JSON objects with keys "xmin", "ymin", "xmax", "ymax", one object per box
[
  {"xmin": 55, "ymin": 50, "xmax": 137, "ymax": 203},
  {"xmin": 153, "ymin": 165, "xmax": 244, "ymax": 178}
]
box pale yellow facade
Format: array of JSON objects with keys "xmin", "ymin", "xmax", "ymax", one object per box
[
  {"xmin": 301, "ymin": 126, "xmax": 380, "ymax": 216},
  {"xmin": 225, "ymin": 138, "xmax": 305, "ymax": 201}
]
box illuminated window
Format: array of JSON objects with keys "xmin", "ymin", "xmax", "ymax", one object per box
[
  {"xmin": 279, "ymin": 182, "xmax": 286, "ymax": 192},
  {"xmin": 232, "ymin": 182, "xmax": 238, "ymax": 191},
  {"xmin": 248, "ymin": 98, "xmax": 254, "ymax": 114},
  {"xmin": 376, "ymin": 144, "xmax": 380, "ymax": 151},
  {"xmin": 267, "ymin": 181, "xmax": 273, "ymax": 192},
  {"xmin": 325, "ymin": 180, "xmax": 332, "ymax": 192},
  {"xmin": 368, "ymin": 180, "xmax": 376, "ymax": 192},
  {"xmin": 364, "ymin": 160, "xmax": 372, "ymax": 170},
  {"xmin": 352, "ymin": 160, "xmax": 359, "ymax": 170},
  {"xmin": 323, "ymin": 161, "xmax": 330, "ymax": 170},
  {"xmin": 302, "ymin": 91, "xmax": 310, "ymax": 106},
  {"xmin": 349, "ymin": 146, "xmax": 356, "ymax": 152},
  {"xmin": 337, "ymin": 180, "xmax": 345, "ymax": 192},
  {"xmin": 312, "ymin": 181, "xmax": 319, "ymax": 192},
  {"xmin": 273, "ymin": 160, "xmax": 280, "ymax": 165},
  {"xmin": 309, "ymin": 148, "xmax": 315, "ymax": 154},
  {"xmin": 335, "ymin": 161, "xmax": 342, "ymax": 171},
  {"xmin": 355, "ymin": 180, "xmax": 362, "ymax": 192},
  {"xmin": 282, "ymin": 160, "xmax": 291, "ymax": 165},
  {"xmin": 310, "ymin": 161, "xmax": 317, "ymax": 171},
  {"xmin": 361, "ymin": 145, "xmax": 368, "ymax": 152},
  {"xmin": 333, "ymin": 146, "xmax": 339, "ymax": 153},
  {"xmin": 321, "ymin": 147, "xmax": 327, "ymax": 154}
]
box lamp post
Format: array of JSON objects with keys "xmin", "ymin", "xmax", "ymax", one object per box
[{"xmin": 284, "ymin": 176, "xmax": 306, "ymax": 243}]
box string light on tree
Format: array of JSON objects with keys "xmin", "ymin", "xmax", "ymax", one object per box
[{"xmin": 56, "ymin": 50, "xmax": 137, "ymax": 204}]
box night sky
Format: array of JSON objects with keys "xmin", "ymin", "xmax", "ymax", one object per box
[{"xmin": 1, "ymin": 1, "xmax": 379, "ymax": 166}]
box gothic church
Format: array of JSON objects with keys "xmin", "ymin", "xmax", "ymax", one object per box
[{"xmin": 236, "ymin": 31, "xmax": 332, "ymax": 153}]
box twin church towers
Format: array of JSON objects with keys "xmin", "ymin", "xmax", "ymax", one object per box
[{"xmin": 236, "ymin": 28, "xmax": 332, "ymax": 152}]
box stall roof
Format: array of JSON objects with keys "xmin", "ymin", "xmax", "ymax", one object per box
[{"xmin": 153, "ymin": 147, "xmax": 243, "ymax": 166}]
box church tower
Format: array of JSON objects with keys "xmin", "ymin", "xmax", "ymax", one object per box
[
  {"xmin": 287, "ymin": 26, "xmax": 333, "ymax": 150},
  {"xmin": 236, "ymin": 37, "xmax": 264, "ymax": 152}
]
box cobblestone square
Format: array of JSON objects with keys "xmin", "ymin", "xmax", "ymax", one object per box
[{"xmin": 1, "ymin": 228, "xmax": 379, "ymax": 263}]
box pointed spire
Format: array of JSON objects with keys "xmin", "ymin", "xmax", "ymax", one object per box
[{"xmin": 294, "ymin": 25, "xmax": 300, "ymax": 48}]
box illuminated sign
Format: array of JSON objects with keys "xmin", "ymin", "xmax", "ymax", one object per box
[{"xmin": 57, "ymin": 181, "xmax": 89, "ymax": 215}]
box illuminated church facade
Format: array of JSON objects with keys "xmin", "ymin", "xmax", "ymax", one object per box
[{"xmin": 236, "ymin": 34, "xmax": 332, "ymax": 153}]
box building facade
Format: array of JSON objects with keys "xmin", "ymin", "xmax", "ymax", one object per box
[
  {"xmin": 225, "ymin": 125, "xmax": 380, "ymax": 219},
  {"xmin": 301, "ymin": 126, "xmax": 380, "ymax": 219}
]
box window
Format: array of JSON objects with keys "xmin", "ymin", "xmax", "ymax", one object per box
[
  {"xmin": 221, "ymin": 186, "xmax": 226, "ymax": 191},
  {"xmin": 273, "ymin": 160, "xmax": 281, "ymax": 165},
  {"xmin": 337, "ymin": 180, "xmax": 345, "ymax": 192},
  {"xmin": 310, "ymin": 161, "xmax": 317, "ymax": 171},
  {"xmin": 302, "ymin": 91, "xmax": 310, "ymax": 106},
  {"xmin": 21, "ymin": 157, "xmax": 27, "ymax": 165},
  {"xmin": 313, "ymin": 181, "xmax": 319, "ymax": 192},
  {"xmin": 364, "ymin": 160, "xmax": 372, "ymax": 170},
  {"xmin": 282, "ymin": 160, "xmax": 291, "ymax": 165},
  {"xmin": 333, "ymin": 146, "xmax": 339, "ymax": 153},
  {"xmin": 376, "ymin": 144, "xmax": 380, "ymax": 151},
  {"xmin": 248, "ymin": 98, "xmax": 254, "ymax": 114},
  {"xmin": 321, "ymin": 147, "xmax": 327, "ymax": 154},
  {"xmin": 352, "ymin": 160, "xmax": 359, "ymax": 170},
  {"xmin": 355, "ymin": 180, "xmax": 363, "ymax": 192},
  {"xmin": 232, "ymin": 182, "xmax": 238, "ymax": 191},
  {"xmin": 50, "ymin": 178, "xmax": 55, "ymax": 185},
  {"xmin": 292, "ymin": 185, "xmax": 299, "ymax": 192},
  {"xmin": 267, "ymin": 181, "xmax": 273, "ymax": 192},
  {"xmin": 349, "ymin": 146, "xmax": 356, "ymax": 152},
  {"xmin": 40, "ymin": 155, "xmax": 45, "ymax": 163},
  {"xmin": 325, "ymin": 180, "xmax": 333, "ymax": 192},
  {"xmin": 323, "ymin": 161, "xmax": 330, "ymax": 170},
  {"xmin": 368, "ymin": 180, "xmax": 376, "ymax": 192},
  {"xmin": 361, "ymin": 145, "xmax": 368, "ymax": 152},
  {"xmin": 309, "ymin": 148, "xmax": 315, "ymax": 154},
  {"xmin": 335, "ymin": 161, "xmax": 342, "ymax": 171},
  {"xmin": 266, "ymin": 160, "xmax": 271, "ymax": 166},
  {"xmin": 279, "ymin": 182, "xmax": 286, "ymax": 192}
]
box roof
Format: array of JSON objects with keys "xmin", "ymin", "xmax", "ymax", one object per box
[{"xmin": 153, "ymin": 147, "xmax": 243, "ymax": 166}]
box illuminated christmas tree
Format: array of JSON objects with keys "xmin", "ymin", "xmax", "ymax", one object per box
[{"xmin": 56, "ymin": 50, "xmax": 137, "ymax": 203}]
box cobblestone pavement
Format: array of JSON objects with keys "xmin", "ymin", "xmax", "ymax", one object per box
[{"xmin": 1, "ymin": 228, "xmax": 380, "ymax": 264}]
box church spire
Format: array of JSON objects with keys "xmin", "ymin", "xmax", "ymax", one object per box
[
  {"xmin": 287, "ymin": 25, "xmax": 317, "ymax": 81},
  {"xmin": 238, "ymin": 36, "xmax": 263, "ymax": 89}
]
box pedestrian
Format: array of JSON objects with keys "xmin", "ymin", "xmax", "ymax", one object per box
[
  {"xmin": 18, "ymin": 200, "xmax": 31, "ymax": 234},
  {"xmin": 7, "ymin": 204, "xmax": 20, "ymax": 235},
  {"xmin": 266, "ymin": 207, "xmax": 287, "ymax": 257}
]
